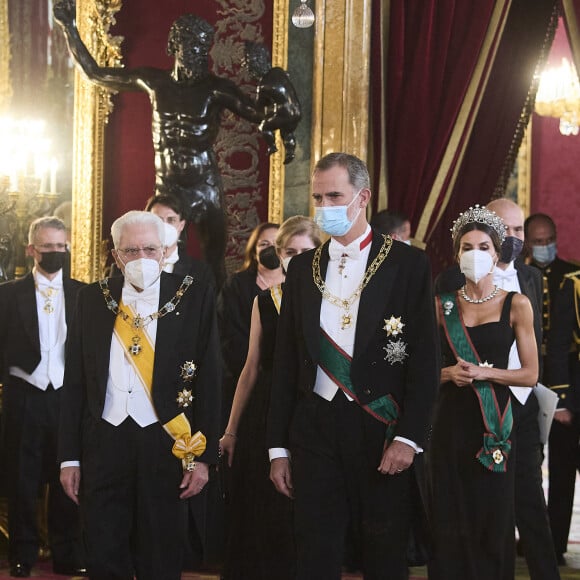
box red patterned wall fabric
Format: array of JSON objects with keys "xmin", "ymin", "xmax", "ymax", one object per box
[{"xmin": 102, "ymin": 1, "xmax": 272, "ymax": 272}]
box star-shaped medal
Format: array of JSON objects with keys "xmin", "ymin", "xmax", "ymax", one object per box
[
  {"xmin": 180, "ymin": 361, "xmax": 197, "ymax": 381},
  {"xmin": 177, "ymin": 388, "xmax": 194, "ymax": 408},
  {"xmin": 383, "ymin": 316, "xmax": 405, "ymax": 337}
]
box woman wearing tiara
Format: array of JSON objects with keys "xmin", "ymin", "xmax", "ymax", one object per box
[{"xmin": 427, "ymin": 206, "xmax": 539, "ymax": 580}]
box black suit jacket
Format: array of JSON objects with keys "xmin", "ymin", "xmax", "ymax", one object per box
[
  {"xmin": 434, "ymin": 260, "xmax": 543, "ymax": 367},
  {"xmin": 0, "ymin": 273, "xmax": 84, "ymax": 383},
  {"xmin": 267, "ymin": 231, "xmax": 440, "ymax": 450},
  {"xmin": 59, "ymin": 272, "xmax": 222, "ymax": 465}
]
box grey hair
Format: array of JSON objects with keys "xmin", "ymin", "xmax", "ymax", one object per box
[
  {"xmin": 28, "ymin": 216, "xmax": 67, "ymax": 245},
  {"xmin": 314, "ymin": 152, "xmax": 370, "ymax": 191},
  {"xmin": 111, "ymin": 210, "xmax": 165, "ymax": 249}
]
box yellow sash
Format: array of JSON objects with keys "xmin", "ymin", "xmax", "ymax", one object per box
[{"xmin": 113, "ymin": 300, "xmax": 206, "ymax": 461}]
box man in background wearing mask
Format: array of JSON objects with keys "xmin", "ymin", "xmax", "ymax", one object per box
[
  {"xmin": 267, "ymin": 153, "xmax": 439, "ymax": 579},
  {"xmin": 0, "ymin": 217, "xmax": 85, "ymax": 577},
  {"xmin": 486, "ymin": 199, "xmax": 560, "ymax": 579},
  {"xmin": 58, "ymin": 211, "xmax": 221, "ymax": 579}
]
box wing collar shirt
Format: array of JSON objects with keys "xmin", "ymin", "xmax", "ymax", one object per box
[
  {"xmin": 163, "ymin": 247, "xmax": 179, "ymax": 273},
  {"xmin": 493, "ymin": 262, "xmax": 532, "ymax": 403},
  {"xmin": 102, "ymin": 278, "xmax": 160, "ymax": 427},
  {"xmin": 10, "ymin": 268, "xmax": 66, "ymax": 389}
]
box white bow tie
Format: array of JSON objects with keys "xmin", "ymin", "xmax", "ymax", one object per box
[
  {"xmin": 122, "ymin": 284, "xmax": 159, "ymax": 306},
  {"xmin": 493, "ymin": 268, "xmax": 518, "ymax": 285},
  {"xmin": 36, "ymin": 280, "xmax": 63, "ymax": 291},
  {"xmin": 328, "ymin": 241, "xmax": 361, "ymax": 261}
]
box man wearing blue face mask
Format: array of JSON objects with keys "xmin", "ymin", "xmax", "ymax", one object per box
[{"xmin": 267, "ymin": 153, "xmax": 439, "ymax": 579}]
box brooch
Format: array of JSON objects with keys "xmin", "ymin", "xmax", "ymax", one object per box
[
  {"xmin": 383, "ymin": 339, "xmax": 409, "ymax": 365},
  {"xmin": 177, "ymin": 388, "xmax": 194, "ymax": 408},
  {"xmin": 443, "ymin": 300, "xmax": 454, "ymax": 316},
  {"xmin": 492, "ymin": 449, "xmax": 504, "ymax": 464},
  {"xmin": 180, "ymin": 361, "xmax": 197, "ymax": 381},
  {"xmin": 383, "ymin": 316, "xmax": 405, "ymax": 337}
]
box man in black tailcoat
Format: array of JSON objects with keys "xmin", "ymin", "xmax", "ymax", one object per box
[
  {"xmin": 0, "ymin": 217, "xmax": 85, "ymax": 578},
  {"xmin": 267, "ymin": 153, "xmax": 439, "ymax": 580}
]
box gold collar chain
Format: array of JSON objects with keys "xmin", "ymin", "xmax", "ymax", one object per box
[
  {"xmin": 99, "ymin": 275, "xmax": 194, "ymax": 332},
  {"xmin": 312, "ymin": 235, "xmax": 392, "ymax": 328}
]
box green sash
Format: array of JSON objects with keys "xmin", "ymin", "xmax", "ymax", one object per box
[
  {"xmin": 319, "ymin": 329, "xmax": 399, "ymax": 441},
  {"xmin": 438, "ymin": 292, "xmax": 513, "ymax": 473}
]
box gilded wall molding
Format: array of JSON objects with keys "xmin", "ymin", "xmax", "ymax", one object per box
[
  {"xmin": 71, "ymin": 0, "xmax": 123, "ymax": 282},
  {"xmin": 312, "ymin": 0, "xmax": 372, "ymax": 166},
  {"xmin": 268, "ymin": 0, "xmax": 289, "ymax": 223},
  {"xmin": 0, "ymin": 0, "xmax": 11, "ymax": 113}
]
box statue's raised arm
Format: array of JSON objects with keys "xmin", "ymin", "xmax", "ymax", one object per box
[{"xmin": 53, "ymin": 0, "xmax": 143, "ymax": 92}]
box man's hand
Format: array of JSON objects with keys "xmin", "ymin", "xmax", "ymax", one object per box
[
  {"xmin": 377, "ymin": 440, "xmax": 415, "ymax": 476},
  {"xmin": 60, "ymin": 466, "xmax": 81, "ymax": 505},
  {"xmin": 53, "ymin": 0, "xmax": 76, "ymax": 27},
  {"xmin": 270, "ymin": 457, "xmax": 294, "ymax": 499},
  {"xmin": 553, "ymin": 409, "xmax": 574, "ymax": 426},
  {"xmin": 179, "ymin": 461, "xmax": 209, "ymax": 499}
]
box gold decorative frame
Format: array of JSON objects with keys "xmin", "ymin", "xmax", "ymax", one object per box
[
  {"xmin": 312, "ymin": 0, "xmax": 372, "ymax": 165},
  {"xmin": 0, "ymin": 0, "xmax": 11, "ymax": 113},
  {"xmin": 71, "ymin": 0, "xmax": 122, "ymax": 282}
]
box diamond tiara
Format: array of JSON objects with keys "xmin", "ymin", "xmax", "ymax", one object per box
[{"xmin": 451, "ymin": 204, "xmax": 506, "ymax": 244}]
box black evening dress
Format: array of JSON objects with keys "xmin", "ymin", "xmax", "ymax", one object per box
[
  {"xmin": 427, "ymin": 292, "xmax": 517, "ymax": 580},
  {"xmin": 223, "ymin": 285, "xmax": 295, "ymax": 580}
]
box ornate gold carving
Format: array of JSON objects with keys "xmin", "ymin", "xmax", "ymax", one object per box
[
  {"xmin": 0, "ymin": 0, "xmax": 11, "ymax": 113},
  {"xmin": 269, "ymin": 0, "xmax": 289, "ymax": 223},
  {"xmin": 71, "ymin": 0, "xmax": 123, "ymax": 282},
  {"xmin": 312, "ymin": 0, "xmax": 372, "ymax": 167}
]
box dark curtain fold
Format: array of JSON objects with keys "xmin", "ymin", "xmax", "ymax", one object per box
[
  {"xmin": 426, "ymin": 0, "xmax": 558, "ymax": 274},
  {"xmin": 370, "ymin": 0, "xmax": 499, "ymax": 231}
]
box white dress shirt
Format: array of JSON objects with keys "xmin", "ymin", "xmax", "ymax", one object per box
[
  {"xmin": 10, "ymin": 269, "xmax": 66, "ymax": 390},
  {"xmin": 493, "ymin": 262, "xmax": 532, "ymax": 403},
  {"xmin": 163, "ymin": 247, "xmax": 179, "ymax": 273},
  {"xmin": 101, "ymin": 279, "xmax": 160, "ymax": 427}
]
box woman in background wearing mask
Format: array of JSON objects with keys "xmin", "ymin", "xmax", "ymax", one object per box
[
  {"xmin": 427, "ymin": 206, "xmax": 538, "ymax": 580},
  {"xmin": 219, "ymin": 216, "xmax": 322, "ymax": 580}
]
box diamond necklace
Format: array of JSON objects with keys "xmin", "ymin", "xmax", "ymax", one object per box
[
  {"xmin": 99, "ymin": 275, "xmax": 194, "ymax": 355},
  {"xmin": 460, "ymin": 284, "xmax": 499, "ymax": 304},
  {"xmin": 312, "ymin": 234, "xmax": 392, "ymax": 329}
]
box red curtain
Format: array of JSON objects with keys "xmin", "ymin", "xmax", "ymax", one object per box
[{"xmin": 370, "ymin": 0, "xmax": 558, "ymax": 275}]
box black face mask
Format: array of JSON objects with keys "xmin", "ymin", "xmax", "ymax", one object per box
[
  {"xmin": 258, "ymin": 245, "xmax": 280, "ymax": 270},
  {"xmin": 500, "ymin": 236, "xmax": 524, "ymax": 264},
  {"xmin": 38, "ymin": 251, "xmax": 66, "ymax": 274}
]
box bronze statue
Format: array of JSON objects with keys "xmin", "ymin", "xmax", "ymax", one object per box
[
  {"xmin": 245, "ymin": 42, "xmax": 302, "ymax": 164},
  {"xmin": 53, "ymin": 2, "xmax": 301, "ymax": 286}
]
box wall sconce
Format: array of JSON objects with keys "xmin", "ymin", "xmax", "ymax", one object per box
[
  {"xmin": 535, "ymin": 57, "xmax": 580, "ymax": 136},
  {"xmin": 0, "ymin": 117, "xmax": 61, "ymax": 279},
  {"xmin": 292, "ymin": 0, "xmax": 315, "ymax": 29}
]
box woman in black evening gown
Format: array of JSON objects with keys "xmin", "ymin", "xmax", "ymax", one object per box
[
  {"xmin": 427, "ymin": 206, "xmax": 539, "ymax": 580},
  {"xmin": 219, "ymin": 216, "xmax": 322, "ymax": 580}
]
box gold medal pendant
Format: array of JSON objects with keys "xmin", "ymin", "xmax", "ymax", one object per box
[
  {"xmin": 341, "ymin": 313, "xmax": 352, "ymax": 330},
  {"xmin": 43, "ymin": 302, "xmax": 54, "ymax": 314},
  {"xmin": 128, "ymin": 336, "xmax": 142, "ymax": 356}
]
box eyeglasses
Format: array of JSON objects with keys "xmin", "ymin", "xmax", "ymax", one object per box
[
  {"xmin": 34, "ymin": 243, "xmax": 67, "ymax": 251},
  {"xmin": 116, "ymin": 246, "xmax": 163, "ymax": 258}
]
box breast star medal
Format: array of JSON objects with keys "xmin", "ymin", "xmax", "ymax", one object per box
[
  {"xmin": 177, "ymin": 388, "xmax": 194, "ymax": 408},
  {"xmin": 383, "ymin": 339, "xmax": 409, "ymax": 365},
  {"xmin": 383, "ymin": 316, "xmax": 404, "ymax": 337},
  {"xmin": 479, "ymin": 361, "xmax": 494, "ymax": 368},
  {"xmin": 180, "ymin": 361, "xmax": 197, "ymax": 381}
]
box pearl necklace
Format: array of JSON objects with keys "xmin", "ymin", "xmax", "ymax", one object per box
[{"xmin": 460, "ymin": 284, "xmax": 499, "ymax": 304}]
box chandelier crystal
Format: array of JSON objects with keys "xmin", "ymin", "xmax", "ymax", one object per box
[{"xmin": 292, "ymin": 0, "xmax": 315, "ymax": 29}]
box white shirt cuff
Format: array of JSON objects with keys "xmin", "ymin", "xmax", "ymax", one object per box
[
  {"xmin": 394, "ymin": 436, "xmax": 423, "ymax": 454},
  {"xmin": 268, "ymin": 448, "xmax": 291, "ymax": 461},
  {"xmin": 60, "ymin": 460, "xmax": 80, "ymax": 468}
]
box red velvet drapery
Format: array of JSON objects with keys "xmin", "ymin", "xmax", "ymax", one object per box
[{"xmin": 370, "ymin": 0, "xmax": 557, "ymax": 275}]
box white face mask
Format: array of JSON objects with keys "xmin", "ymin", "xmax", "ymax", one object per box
[
  {"xmin": 281, "ymin": 256, "xmax": 292, "ymax": 272},
  {"xmin": 459, "ymin": 249, "xmax": 494, "ymax": 284},
  {"xmin": 163, "ymin": 222, "xmax": 179, "ymax": 247},
  {"xmin": 122, "ymin": 257, "xmax": 163, "ymax": 290}
]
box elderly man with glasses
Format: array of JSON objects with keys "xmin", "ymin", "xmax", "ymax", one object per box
[
  {"xmin": 0, "ymin": 216, "xmax": 86, "ymax": 578},
  {"xmin": 58, "ymin": 210, "xmax": 221, "ymax": 580}
]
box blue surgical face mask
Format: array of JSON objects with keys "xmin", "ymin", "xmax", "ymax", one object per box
[
  {"xmin": 532, "ymin": 242, "xmax": 557, "ymax": 266},
  {"xmin": 313, "ymin": 190, "xmax": 362, "ymax": 237}
]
